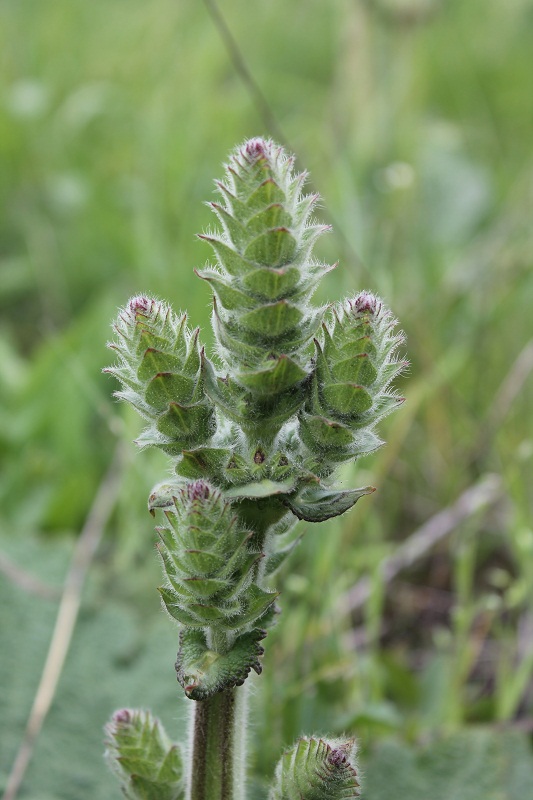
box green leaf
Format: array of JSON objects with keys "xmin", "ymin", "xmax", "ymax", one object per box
[
  {"xmin": 176, "ymin": 446, "xmax": 233, "ymax": 481},
  {"xmin": 284, "ymin": 485, "xmax": 375, "ymax": 522},
  {"xmin": 137, "ymin": 348, "xmax": 183, "ymax": 382},
  {"xmin": 244, "ymin": 227, "xmax": 297, "ymax": 267},
  {"xmin": 330, "ymin": 353, "xmax": 378, "ymax": 385},
  {"xmin": 321, "ymin": 383, "xmax": 373, "ymax": 416},
  {"xmin": 129, "ymin": 773, "xmax": 181, "ymax": 800},
  {"xmin": 106, "ymin": 709, "xmax": 185, "ymax": 800},
  {"xmin": 224, "ymin": 478, "xmax": 296, "ymax": 500},
  {"xmin": 241, "ymin": 264, "xmax": 301, "ymax": 300},
  {"xmin": 145, "ymin": 372, "xmax": 195, "ymax": 408},
  {"xmin": 198, "ymin": 235, "xmax": 255, "ymax": 276},
  {"xmin": 235, "ymin": 356, "xmax": 307, "ymax": 395},
  {"xmin": 210, "ymin": 202, "xmax": 248, "ymax": 249},
  {"xmin": 240, "ymin": 300, "xmax": 303, "ymax": 338},
  {"xmin": 245, "ymin": 177, "xmax": 285, "ymax": 213},
  {"xmin": 269, "ymin": 736, "xmax": 360, "ymax": 800},
  {"xmin": 156, "ymin": 401, "xmax": 214, "ymax": 441},
  {"xmin": 175, "ymin": 628, "xmax": 266, "ymax": 699},
  {"xmin": 219, "ymin": 585, "xmax": 279, "ymax": 631},
  {"xmin": 196, "ymin": 270, "xmax": 256, "ymax": 311},
  {"xmin": 299, "ymin": 413, "xmax": 355, "ymax": 450},
  {"xmin": 245, "ymin": 203, "xmax": 292, "ymax": 237},
  {"xmin": 148, "ymin": 480, "xmax": 183, "ymax": 513}
]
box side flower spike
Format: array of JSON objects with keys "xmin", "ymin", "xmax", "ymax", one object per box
[
  {"xmin": 299, "ymin": 291, "xmax": 407, "ymax": 473},
  {"xmin": 104, "ymin": 708, "xmax": 185, "ymax": 800},
  {"xmin": 157, "ymin": 480, "xmax": 277, "ymax": 699},
  {"xmin": 104, "ymin": 295, "xmax": 216, "ymax": 455},
  {"xmin": 269, "ymin": 736, "xmax": 360, "ymax": 800}
]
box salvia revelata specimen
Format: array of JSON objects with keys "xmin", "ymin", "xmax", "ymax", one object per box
[{"xmin": 104, "ymin": 138, "xmax": 405, "ymax": 800}]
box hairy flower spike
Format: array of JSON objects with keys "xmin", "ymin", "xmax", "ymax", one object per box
[
  {"xmin": 299, "ymin": 290, "xmax": 406, "ymax": 473},
  {"xmin": 105, "ymin": 296, "xmax": 215, "ymax": 454},
  {"xmin": 105, "ymin": 138, "xmax": 407, "ymax": 800},
  {"xmin": 269, "ymin": 736, "xmax": 360, "ymax": 800},
  {"xmin": 157, "ymin": 480, "xmax": 276, "ymax": 698},
  {"xmin": 197, "ymin": 138, "xmax": 333, "ymax": 435},
  {"xmin": 105, "ymin": 708, "xmax": 185, "ymax": 800}
]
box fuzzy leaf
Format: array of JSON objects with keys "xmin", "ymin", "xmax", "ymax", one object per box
[
  {"xmin": 240, "ymin": 300, "xmax": 303, "ymax": 338},
  {"xmin": 330, "ymin": 353, "xmax": 378, "ymax": 385},
  {"xmin": 299, "ymin": 413, "xmax": 355, "ymax": 450},
  {"xmin": 224, "ymin": 478, "xmax": 296, "ymax": 500},
  {"xmin": 322, "ymin": 383, "xmax": 373, "ymax": 416},
  {"xmin": 105, "ymin": 709, "xmax": 185, "ymax": 800},
  {"xmin": 284, "ymin": 485, "xmax": 375, "ymax": 522},
  {"xmin": 196, "ymin": 270, "xmax": 256, "ymax": 311},
  {"xmin": 156, "ymin": 401, "xmax": 214, "ymax": 441},
  {"xmin": 244, "ymin": 227, "xmax": 297, "ymax": 267},
  {"xmin": 245, "ymin": 177, "xmax": 285, "ymax": 213},
  {"xmin": 241, "ymin": 264, "xmax": 301, "ymax": 300},
  {"xmin": 137, "ymin": 349, "xmax": 183, "ymax": 382},
  {"xmin": 245, "ymin": 203, "xmax": 293, "ymax": 237},
  {"xmin": 175, "ymin": 628, "xmax": 266, "ymax": 699},
  {"xmin": 176, "ymin": 446, "xmax": 233, "ymax": 481},
  {"xmin": 234, "ymin": 356, "xmax": 307, "ymax": 395},
  {"xmin": 199, "ymin": 235, "xmax": 255, "ymax": 276}
]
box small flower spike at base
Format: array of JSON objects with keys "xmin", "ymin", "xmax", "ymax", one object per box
[
  {"xmin": 105, "ymin": 708, "xmax": 185, "ymax": 800},
  {"xmin": 269, "ymin": 736, "xmax": 360, "ymax": 800},
  {"xmin": 104, "ymin": 137, "xmax": 406, "ymax": 800}
]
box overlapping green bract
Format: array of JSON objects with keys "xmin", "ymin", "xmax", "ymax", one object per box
[
  {"xmin": 198, "ymin": 138, "xmax": 332, "ymax": 434},
  {"xmin": 105, "ymin": 296, "xmax": 215, "ymax": 455},
  {"xmin": 269, "ymin": 736, "xmax": 360, "ymax": 800},
  {"xmin": 300, "ymin": 292, "xmax": 405, "ymax": 474},
  {"xmin": 105, "ymin": 708, "xmax": 184, "ymax": 800}
]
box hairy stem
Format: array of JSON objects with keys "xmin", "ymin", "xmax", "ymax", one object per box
[{"xmin": 189, "ymin": 686, "xmax": 247, "ymax": 800}]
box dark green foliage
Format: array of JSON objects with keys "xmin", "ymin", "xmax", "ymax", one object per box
[{"xmin": 363, "ymin": 730, "xmax": 533, "ymax": 800}]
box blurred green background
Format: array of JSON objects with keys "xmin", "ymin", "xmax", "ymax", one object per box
[{"xmin": 1, "ymin": 0, "xmax": 533, "ymax": 797}]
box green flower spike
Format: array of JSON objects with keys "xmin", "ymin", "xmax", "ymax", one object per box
[
  {"xmin": 300, "ymin": 291, "xmax": 406, "ymax": 475},
  {"xmin": 105, "ymin": 708, "xmax": 185, "ymax": 800},
  {"xmin": 105, "ymin": 295, "xmax": 215, "ymax": 455},
  {"xmin": 269, "ymin": 736, "xmax": 360, "ymax": 800},
  {"xmin": 157, "ymin": 480, "xmax": 276, "ymax": 699},
  {"xmin": 197, "ymin": 137, "xmax": 334, "ymax": 438},
  {"xmin": 104, "ymin": 137, "xmax": 407, "ymax": 800}
]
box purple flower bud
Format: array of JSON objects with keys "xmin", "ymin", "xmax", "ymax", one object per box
[
  {"xmin": 243, "ymin": 137, "xmax": 268, "ymax": 162},
  {"xmin": 185, "ymin": 480, "xmax": 211, "ymax": 502},
  {"xmin": 112, "ymin": 708, "xmax": 132, "ymax": 726},
  {"xmin": 328, "ymin": 748, "xmax": 347, "ymax": 766},
  {"xmin": 351, "ymin": 292, "xmax": 378, "ymax": 315},
  {"xmin": 128, "ymin": 295, "xmax": 152, "ymax": 316}
]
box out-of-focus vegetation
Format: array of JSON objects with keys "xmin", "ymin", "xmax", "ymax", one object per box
[{"xmin": 1, "ymin": 0, "xmax": 532, "ymax": 797}]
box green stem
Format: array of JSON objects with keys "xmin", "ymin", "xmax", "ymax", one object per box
[{"xmin": 188, "ymin": 686, "xmax": 247, "ymax": 800}]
